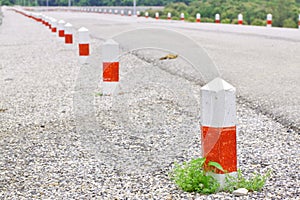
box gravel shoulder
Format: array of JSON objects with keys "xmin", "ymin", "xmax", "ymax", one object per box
[{"xmin": 0, "ymin": 9, "xmax": 299, "ymax": 199}]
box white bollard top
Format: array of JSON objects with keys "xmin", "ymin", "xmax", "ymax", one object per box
[
  {"xmin": 58, "ymin": 20, "xmax": 65, "ymax": 25},
  {"xmin": 128, "ymin": 10, "xmax": 132, "ymax": 15},
  {"xmin": 51, "ymin": 18, "xmax": 57, "ymax": 25},
  {"xmin": 215, "ymin": 13, "xmax": 220, "ymax": 20},
  {"xmin": 155, "ymin": 12, "xmax": 159, "ymax": 18},
  {"xmin": 145, "ymin": 12, "xmax": 149, "ymax": 17},
  {"xmin": 267, "ymin": 13, "xmax": 272, "ymax": 20},
  {"xmin": 168, "ymin": 12, "xmax": 171, "ymax": 18},
  {"xmin": 238, "ymin": 13, "xmax": 243, "ymax": 20},
  {"xmin": 78, "ymin": 27, "xmax": 89, "ymax": 43},
  {"xmin": 35, "ymin": 13, "xmax": 42, "ymax": 19},
  {"xmin": 201, "ymin": 77, "xmax": 236, "ymax": 127},
  {"xmin": 136, "ymin": 11, "xmax": 140, "ymax": 16},
  {"xmin": 64, "ymin": 23, "xmax": 73, "ymax": 34},
  {"xmin": 103, "ymin": 39, "xmax": 119, "ymax": 62},
  {"xmin": 180, "ymin": 13, "xmax": 184, "ymax": 18},
  {"xmin": 196, "ymin": 13, "xmax": 201, "ymax": 19},
  {"xmin": 121, "ymin": 10, "xmax": 124, "ymax": 15},
  {"xmin": 50, "ymin": 18, "xmax": 56, "ymax": 22}
]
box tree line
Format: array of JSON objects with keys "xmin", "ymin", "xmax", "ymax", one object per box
[{"xmin": 1, "ymin": 0, "xmax": 299, "ymax": 28}]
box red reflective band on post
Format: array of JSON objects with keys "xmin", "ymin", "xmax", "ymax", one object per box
[
  {"xmin": 215, "ymin": 20, "xmax": 220, "ymax": 23},
  {"xmin": 59, "ymin": 30, "xmax": 64, "ymax": 37},
  {"xmin": 103, "ymin": 62, "xmax": 119, "ymax": 82},
  {"xmin": 298, "ymin": 21, "xmax": 300, "ymax": 25},
  {"xmin": 52, "ymin": 27, "xmax": 57, "ymax": 32},
  {"xmin": 201, "ymin": 126, "xmax": 237, "ymax": 174},
  {"xmin": 197, "ymin": 19, "xmax": 200, "ymax": 22},
  {"xmin": 79, "ymin": 44, "xmax": 89, "ymax": 56},
  {"xmin": 267, "ymin": 20, "xmax": 272, "ymax": 25},
  {"xmin": 65, "ymin": 34, "xmax": 73, "ymax": 44},
  {"xmin": 238, "ymin": 20, "xmax": 243, "ymax": 25}
]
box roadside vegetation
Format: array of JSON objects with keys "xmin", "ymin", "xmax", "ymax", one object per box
[
  {"xmin": 1, "ymin": 0, "xmax": 299, "ymax": 28},
  {"xmin": 146, "ymin": 0, "xmax": 300, "ymax": 28},
  {"xmin": 170, "ymin": 157, "xmax": 271, "ymax": 194}
]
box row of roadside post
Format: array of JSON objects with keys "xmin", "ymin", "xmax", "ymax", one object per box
[{"xmin": 22, "ymin": 6, "xmax": 300, "ymax": 28}]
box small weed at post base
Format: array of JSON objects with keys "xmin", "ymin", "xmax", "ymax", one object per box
[
  {"xmin": 170, "ymin": 157, "xmax": 271, "ymax": 194},
  {"xmin": 95, "ymin": 92, "xmax": 103, "ymax": 97}
]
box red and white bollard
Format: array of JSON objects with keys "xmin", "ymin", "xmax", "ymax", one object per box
[
  {"xmin": 109, "ymin": 9, "xmax": 112, "ymax": 14},
  {"xmin": 167, "ymin": 12, "xmax": 171, "ymax": 20},
  {"xmin": 298, "ymin": 14, "xmax": 300, "ymax": 29},
  {"xmin": 114, "ymin": 10, "xmax": 118, "ymax": 15},
  {"xmin": 41, "ymin": 14, "xmax": 46, "ymax": 26},
  {"xmin": 136, "ymin": 11, "xmax": 140, "ymax": 17},
  {"xmin": 58, "ymin": 20, "xmax": 66, "ymax": 40},
  {"xmin": 104, "ymin": 9, "xmax": 107, "ymax": 14},
  {"xmin": 215, "ymin": 14, "xmax": 220, "ymax": 23},
  {"xmin": 145, "ymin": 12, "xmax": 149, "ymax": 18},
  {"xmin": 128, "ymin": 10, "xmax": 132, "ymax": 16},
  {"xmin": 238, "ymin": 13, "xmax": 243, "ymax": 25},
  {"xmin": 102, "ymin": 39, "xmax": 119, "ymax": 95},
  {"xmin": 196, "ymin": 13, "xmax": 201, "ymax": 22},
  {"xmin": 180, "ymin": 13, "xmax": 184, "ymax": 21},
  {"xmin": 78, "ymin": 27, "xmax": 90, "ymax": 64},
  {"xmin": 46, "ymin": 17, "xmax": 52, "ymax": 30},
  {"xmin": 35, "ymin": 13, "xmax": 42, "ymax": 22},
  {"xmin": 267, "ymin": 13, "xmax": 272, "ymax": 27},
  {"xmin": 64, "ymin": 23, "xmax": 73, "ymax": 48},
  {"xmin": 201, "ymin": 77, "xmax": 237, "ymax": 187},
  {"xmin": 121, "ymin": 10, "xmax": 124, "ymax": 16},
  {"xmin": 50, "ymin": 18, "xmax": 57, "ymax": 34},
  {"xmin": 155, "ymin": 12, "xmax": 159, "ymax": 20}
]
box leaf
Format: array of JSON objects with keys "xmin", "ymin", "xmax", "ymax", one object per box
[{"xmin": 208, "ymin": 161, "xmax": 224, "ymax": 172}]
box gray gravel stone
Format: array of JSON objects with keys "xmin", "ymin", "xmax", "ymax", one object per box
[
  {"xmin": 233, "ymin": 188, "xmax": 248, "ymax": 196},
  {"xmin": 0, "ymin": 9, "xmax": 299, "ymax": 200}
]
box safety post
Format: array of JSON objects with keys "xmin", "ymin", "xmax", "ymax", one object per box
[
  {"xmin": 102, "ymin": 39, "xmax": 119, "ymax": 95},
  {"xmin": 78, "ymin": 27, "xmax": 90, "ymax": 64},
  {"xmin": 196, "ymin": 13, "xmax": 201, "ymax": 22},
  {"xmin": 64, "ymin": 23, "xmax": 73, "ymax": 48},
  {"xmin": 58, "ymin": 20, "xmax": 66, "ymax": 40},
  {"xmin": 215, "ymin": 14, "xmax": 220, "ymax": 23},
  {"xmin": 167, "ymin": 12, "xmax": 171, "ymax": 20},
  {"xmin": 201, "ymin": 77, "xmax": 237, "ymax": 187},
  {"xmin": 238, "ymin": 14, "xmax": 243, "ymax": 25},
  {"xmin": 155, "ymin": 12, "xmax": 159, "ymax": 20},
  {"xmin": 267, "ymin": 14, "xmax": 272, "ymax": 27},
  {"xmin": 180, "ymin": 13, "xmax": 184, "ymax": 21},
  {"xmin": 50, "ymin": 18, "xmax": 57, "ymax": 34}
]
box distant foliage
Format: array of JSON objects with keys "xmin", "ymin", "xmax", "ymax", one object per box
[{"xmin": 152, "ymin": 0, "xmax": 300, "ymax": 28}]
